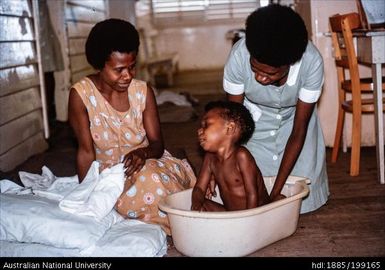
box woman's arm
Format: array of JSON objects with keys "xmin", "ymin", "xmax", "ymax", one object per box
[
  {"xmin": 226, "ymin": 93, "xmax": 244, "ymax": 103},
  {"xmin": 141, "ymin": 83, "xmax": 164, "ymax": 157},
  {"xmin": 270, "ymin": 100, "xmax": 315, "ymax": 201},
  {"xmin": 68, "ymin": 88, "xmax": 95, "ymax": 182},
  {"xmin": 123, "ymin": 84, "xmax": 164, "ymax": 176}
]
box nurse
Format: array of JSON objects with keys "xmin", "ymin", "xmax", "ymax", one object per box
[{"xmin": 223, "ymin": 4, "xmax": 329, "ymax": 213}]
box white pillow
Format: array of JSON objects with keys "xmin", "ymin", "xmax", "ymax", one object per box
[
  {"xmin": 0, "ymin": 193, "xmax": 118, "ymax": 250},
  {"xmin": 89, "ymin": 220, "xmax": 167, "ymax": 257},
  {"xmin": 0, "ymin": 220, "xmax": 167, "ymax": 257}
]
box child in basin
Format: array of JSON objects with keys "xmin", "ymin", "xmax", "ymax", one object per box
[{"xmin": 191, "ymin": 101, "xmax": 270, "ymax": 211}]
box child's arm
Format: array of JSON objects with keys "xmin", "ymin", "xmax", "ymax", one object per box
[
  {"xmin": 237, "ymin": 147, "xmax": 259, "ymax": 209},
  {"xmin": 191, "ymin": 154, "xmax": 213, "ymax": 211}
]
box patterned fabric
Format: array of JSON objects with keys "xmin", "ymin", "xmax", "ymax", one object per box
[
  {"xmin": 223, "ymin": 38, "xmax": 329, "ymax": 213},
  {"xmin": 72, "ymin": 78, "xmax": 196, "ymax": 234}
]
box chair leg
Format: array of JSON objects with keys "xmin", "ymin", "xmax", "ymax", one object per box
[
  {"xmin": 167, "ymin": 70, "xmax": 174, "ymax": 87},
  {"xmin": 166, "ymin": 62, "xmax": 174, "ymax": 86},
  {"xmin": 350, "ymin": 107, "xmax": 361, "ymax": 176},
  {"xmin": 342, "ymin": 125, "xmax": 348, "ymax": 153},
  {"xmin": 332, "ymin": 106, "xmax": 345, "ymax": 163}
]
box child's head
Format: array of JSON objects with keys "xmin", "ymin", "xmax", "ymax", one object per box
[{"xmin": 201, "ymin": 101, "xmax": 255, "ymax": 147}]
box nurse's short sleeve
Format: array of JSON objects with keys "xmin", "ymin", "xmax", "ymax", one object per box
[
  {"xmin": 299, "ymin": 45, "xmax": 324, "ymax": 103},
  {"xmin": 223, "ymin": 39, "xmax": 246, "ymax": 95}
]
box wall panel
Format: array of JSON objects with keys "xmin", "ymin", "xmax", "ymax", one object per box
[{"xmin": 0, "ymin": 0, "xmax": 48, "ymax": 171}]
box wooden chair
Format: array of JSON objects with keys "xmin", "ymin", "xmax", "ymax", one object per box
[
  {"xmin": 138, "ymin": 28, "xmax": 179, "ymax": 87},
  {"xmin": 329, "ymin": 13, "xmax": 385, "ymax": 176},
  {"xmin": 355, "ymin": 0, "xmax": 385, "ymax": 30}
]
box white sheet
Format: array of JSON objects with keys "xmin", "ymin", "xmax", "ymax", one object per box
[
  {"xmin": 17, "ymin": 161, "xmax": 125, "ymax": 220},
  {"xmin": 0, "ymin": 193, "xmax": 118, "ymax": 251},
  {"xmin": 0, "ymin": 220, "xmax": 167, "ymax": 257},
  {"xmin": 0, "ymin": 163, "xmax": 168, "ymax": 257},
  {"xmin": 58, "ymin": 162, "xmax": 125, "ymax": 221}
]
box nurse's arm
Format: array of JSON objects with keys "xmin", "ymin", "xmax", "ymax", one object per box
[
  {"xmin": 226, "ymin": 93, "xmax": 244, "ymax": 103},
  {"xmin": 270, "ymin": 100, "xmax": 315, "ymax": 201}
]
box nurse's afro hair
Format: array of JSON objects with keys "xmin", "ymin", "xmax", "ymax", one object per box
[
  {"xmin": 86, "ymin": 18, "xmax": 140, "ymax": 70},
  {"xmin": 245, "ymin": 4, "xmax": 308, "ymax": 67},
  {"xmin": 205, "ymin": 100, "xmax": 255, "ymax": 145}
]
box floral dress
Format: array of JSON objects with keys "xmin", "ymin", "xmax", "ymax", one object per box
[{"xmin": 72, "ymin": 77, "xmax": 196, "ymax": 234}]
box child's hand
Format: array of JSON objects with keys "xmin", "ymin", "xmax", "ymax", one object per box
[
  {"xmin": 192, "ymin": 187, "xmax": 206, "ymax": 211},
  {"xmin": 271, "ymin": 193, "xmax": 286, "ymax": 202},
  {"xmin": 191, "ymin": 202, "xmax": 203, "ymax": 211},
  {"xmin": 205, "ymin": 175, "xmax": 217, "ymax": 199}
]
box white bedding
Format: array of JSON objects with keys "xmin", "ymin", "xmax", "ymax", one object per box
[
  {"xmin": 0, "ymin": 193, "xmax": 119, "ymax": 251},
  {"xmin": 0, "ymin": 219, "xmax": 167, "ymax": 257},
  {"xmin": 0, "ymin": 164, "xmax": 168, "ymax": 257}
]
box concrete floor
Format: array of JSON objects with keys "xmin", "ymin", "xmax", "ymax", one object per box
[{"xmin": 2, "ymin": 70, "xmax": 384, "ymax": 257}]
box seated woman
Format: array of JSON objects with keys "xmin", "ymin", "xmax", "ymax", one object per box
[{"xmin": 68, "ymin": 18, "xmax": 196, "ymax": 235}]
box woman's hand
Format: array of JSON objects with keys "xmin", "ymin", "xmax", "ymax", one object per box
[{"xmin": 123, "ymin": 148, "xmax": 148, "ymax": 177}]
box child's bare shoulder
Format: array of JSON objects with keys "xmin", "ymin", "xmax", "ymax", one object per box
[
  {"xmin": 235, "ymin": 146, "xmax": 254, "ymax": 160},
  {"xmin": 236, "ymin": 146, "xmax": 252, "ymax": 155}
]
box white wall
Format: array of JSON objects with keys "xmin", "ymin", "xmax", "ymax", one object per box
[
  {"xmin": 137, "ymin": 16, "xmax": 243, "ymax": 71},
  {"xmin": 153, "ymin": 23, "xmax": 242, "ymax": 70}
]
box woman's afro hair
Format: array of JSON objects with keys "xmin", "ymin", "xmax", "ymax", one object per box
[
  {"xmin": 245, "ymin": 4, "xmax": 308, "ymax": 67},
  {"xmin": 205, "ymin": 100, "xmax": 255, "ymax": 145},
  {"xmin": 85, "ymin": 18, "xmax": 140, "ymax": 70}
]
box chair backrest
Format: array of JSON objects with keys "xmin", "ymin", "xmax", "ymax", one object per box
[
  {"xmin": 329, "ymin": 13, "xmax": 362, "ymax": 95},
  {"xmin": 138, "ymin": 27, "xmax": 160, "ymax": 61},
  {"xmin": 355, "ymin": 0, "xmax": 385, "ymax": 30},
  {"xmin": 355, "ymin": 0, "xmax": 370, "ymax": 29}
]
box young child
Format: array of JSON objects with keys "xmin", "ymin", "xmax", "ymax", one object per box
[{"xmin": 191, "ymin": 101, "xmax": 270, "ymax": 212}]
